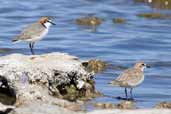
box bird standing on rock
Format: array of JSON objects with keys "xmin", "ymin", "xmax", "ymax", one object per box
[
  {"xmin": 12, "ymin": 16, "xmax": 55, "ymax": 55},
  {"xmin": 109, "ymin": 61, "xmax": 150, "ymax": 100}
]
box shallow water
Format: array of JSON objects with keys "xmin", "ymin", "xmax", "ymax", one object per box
[{"xmin": 0, "ymin": 0, "xmax": 171, "ymax": 109}]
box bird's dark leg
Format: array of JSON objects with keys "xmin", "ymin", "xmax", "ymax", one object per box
[
  {"xmin": 130, "ymin": 88, "xmax": 134, "ymax": 100},
  {"xmin": 29, "ymin": 43, "xmax": 32, "ymax": 54},
  {"xmin": 125, "ymin": 88, "xmax": 128, "ymax": 99},
  {"xmin": 29, "ymin": 42, "xmax": 35, "ymax": 55}
]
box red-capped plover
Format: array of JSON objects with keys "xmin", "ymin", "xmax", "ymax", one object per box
[
  {"xmin": 109, "ymin": 61, "xmax": 150, "ymax": 100},
  {"xmin": 12, "ymin": 16, "xmax": 55, "ymax": 55}
]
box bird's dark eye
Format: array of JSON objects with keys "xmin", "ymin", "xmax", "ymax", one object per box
[{"xmin": 142, "ymin": 64, "xmax": 145, "ymax": 66}]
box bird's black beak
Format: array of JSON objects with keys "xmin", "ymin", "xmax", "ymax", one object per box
[
  {"xmin": 48, "ymin": 20, "xmax": 56, "ymax": 25},
  {"xmin": 146, "ymin": 64, "xmax": 151, "ymax": 68}
]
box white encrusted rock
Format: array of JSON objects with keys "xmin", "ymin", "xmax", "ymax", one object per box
[{"xmin": 0, "ymin": 52, "xmax": 93, "ymax": 104}]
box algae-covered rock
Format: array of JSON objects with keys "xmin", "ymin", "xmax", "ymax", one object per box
[
  {"xmin": 0, "ymin": 52, "xmax": 98, "ymax": 114},
  {"xmin": 137, "ymin": 13, "xmax": 169, "ymax": 19},
  {"xmin": 113, "ymin": 18, "xmax": 126, "ymax": 24},
  {"xmin": 135, "ymin": 0, "xmax": 171, "ymax": 9},
  {"xmin": 63, "ymin": 84, "xmax": 78, "ymax": 101},
  {"xmin": 76, "ymin": 16, "xmax": 102, "ymax": 26},
  {"xmin": 155, "ymin": 102, "xmax": 171, "ymax": 109},
  {"xmin": 82, "ymin": 59, "xmax": 108, "ymax": 73}
]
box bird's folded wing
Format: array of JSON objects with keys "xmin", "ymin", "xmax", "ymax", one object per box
[{"xmin": 12, "ymin": 23, "xmax": 45, "ymax": 41}]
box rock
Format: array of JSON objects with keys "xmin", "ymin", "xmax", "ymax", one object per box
[
  {"xmin": 78, "ymin": 82, "xmax": 103, "ymax": 101},
  {"xmin": 134, "ymin": 0, "xmax": 146, "ymax": 3},
  {"xmin": 52, "ymin": 98, "xmax": 83, "ymax": 112},
  {"xmin": 113, "ymin": 18, "xmax": 126, "ymax": 24},
  {"xmin": 117, "ymin": 101, "xmax": 136, "ymax": 109},
  {"xmin": 82, "ymin": 59, "xmax": 108, "ymax": 73},
  {"xmin": 94, "ymin": 102, "xmax": 116, "ymax": 109},
  {"xmin": 135, "ymin": 0, "xmax": 171, "ymax": 9},
  {"xmin": 137, "ymin": 13, "xmax": 171, "ymax": 19},
  {"xmin": 0, "ymin": 75, "xmax": 16, "ymax": 105},
  {"xmin": 63, "ymin": 103, "xmax": 82, "ymax": 112},
  {"xmin": 0, "ymin": 52, "xmax": 97, "ymax": 113},
  {"xmin": 155, "ymin": 102, "xmax": 171, "ymax": 109},
  {"xmin": 10, "ymin": 101, "xmax": 82, "ymax": 114},
  {"xmin": 76, "ymin": 16, "xmax": 102, "ymax": 26},
  {"xmin": 94, "ymin": 101, "xmax": 135, "ymax": 110}
]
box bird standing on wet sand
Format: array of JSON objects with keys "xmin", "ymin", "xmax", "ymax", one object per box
[
  {"xmin": 12, "ymin": 16, "xmax": 55, "ymax": 55},
  {"xmin": 109, "ymin": 61, "xmax": 150, "ymax": 100}
]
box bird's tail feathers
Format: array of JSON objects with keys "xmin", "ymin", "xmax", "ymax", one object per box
[{"xmin": 108, "ymin": 80, "xmax": 121, "ymax": 86}]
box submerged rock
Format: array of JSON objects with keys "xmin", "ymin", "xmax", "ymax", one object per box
[
  {"xmin": 94, "ymin": 102, "xmax": 116, "ymax": 109},
  {"xmin": 137, "ymin": 13, "xmax": 171, "ymax": 19},
  {"xmin": 94, "ymin": 101, "xmax": 136, "ymax": 110},
  {"xmin": 82, "ymin": 59, "xmax": 108, "ymax": 73},
  {"xmin": 135, "ymin": 0, "xmax": 171, "ymax": 9},
  {"xmin": 117, "ymin": 101, "xmax": 136, "ymax": 109},
  {"xmin": 112, "ymin": 18, "xmax": 126, "ymax": 24},
  {"xmin": 155, "ymin": 102, "xmax": 171, "ymax": 109},
  {"xmin": 76, "ymin": 16, "xmax": 102, "ymax": 26},
  {"xmin": 63, "ymin": 103, "xmax": 82, "ymax": 112},
  {"xmin": 0, "ymin": 52, "xmax": 98, "ymax": 114}
]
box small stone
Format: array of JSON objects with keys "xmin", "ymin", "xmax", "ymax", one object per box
[
  {"xmin": 117, "ymin": 101, "xmax": 136, "ymax": 109},
  {"xmin": 76, "ymin": 16, "xmax": 102, "ymax": 26},
  {"xmin": 113, "ymin": 18, "xmax": 126, "ymax": 24},
  {"xmin": 104, "ymin": 103, "xmax": 115, "ymax": 109},
  {"xmin": 155, "ymin": 102, "xmax": 171, "ymax": 109},
  {"xmin": 135, "ymin": 0, "xmax": 171, "ymax": 9},
  {"xmin": 94, "ymin": 102, "xmax": 105, "ymax": 108},
  {"xmin": 64, "ymin": 103, "xmax": 82, "ymax": 111},
  {"xmin": 94, "ymin": 102, "xmax": 116, "ymax": 109}
]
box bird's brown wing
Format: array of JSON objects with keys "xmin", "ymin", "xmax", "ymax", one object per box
[
  {"xmin": 116, "ymin": 68, "xmax": 143, "ymax": 86},
  {"xmin": 13, "ymin": 23, "xmax": 45, "ymax": 41},
  {"xmin": 109, "ymin": 69, "xmax": 133, "ymax": 86},
  {"xmin": 116, "ymin": 69, "xmax": 135, "ymax": 82}
]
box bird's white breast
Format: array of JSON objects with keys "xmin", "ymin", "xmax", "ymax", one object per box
[
  {"xmin": 29, "ymin": 29, "xmax": 48, "ymax": 42},
  {"xmin": 39, "ymin": 29, "xmax": 49, "ymax": 39},
  {"xmin": 35, "ymin": 22, "xmax": 52, "ymax": 41},
  {"xmin": 129, "ymin": 75, "xmax": 144, "ymax": 87}
]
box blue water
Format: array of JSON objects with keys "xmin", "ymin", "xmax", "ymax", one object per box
[{"xmin": 0, "ymin": 0, "xmax": 171, "ymax": 109}]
